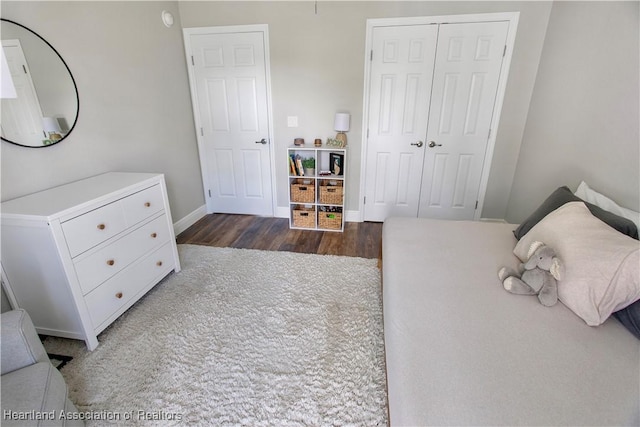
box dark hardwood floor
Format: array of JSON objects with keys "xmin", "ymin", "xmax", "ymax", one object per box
[{"xmin": 176, "ymin": 214, "xmax": 383, "ymax": 259}]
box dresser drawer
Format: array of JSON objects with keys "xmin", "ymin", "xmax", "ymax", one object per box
[
  {"xmin": 62, "ymin": 202, "xmax": 127, "ymax": 257},
  {"xmin": 84, "ymin": 243, "xmax": 174, "ymax": 330},
  {"xmin": 122, "ymin": 184, "xmax": 164, "ymax": 226},
  {"xmin": 74, "ymin": 214, "xmax": 171, "ymax": 295}
]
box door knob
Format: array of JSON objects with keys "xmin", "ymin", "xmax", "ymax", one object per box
[
  {"xmin": 411, "ymin": 141, "xmax": 424, "ymax": 148},
  {"xmin": 255, "ymin": 138, "xmax": 268, "ymax": 145},
  {"xmin": 428, "ymin": 141, "xmax": 442, "ymax": 148}
]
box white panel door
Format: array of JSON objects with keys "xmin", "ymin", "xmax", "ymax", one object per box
[
  {"xmin": 1, "ymin": 40, "xmax": 45, "ymax": 146},
  {"xmin": 189, "ymin": 31, "xmax": 273, "ymax": 215},
  {"xmin": 418, "ymin": 22, "xmax": 509, "ymax": 219},
  {"xmin": 363, "ymin": 25, "xmax": 438, "ymax": 221}
]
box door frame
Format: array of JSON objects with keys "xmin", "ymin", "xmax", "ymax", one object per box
[
  {"xmin": 183, "ymin": 24, "xmax": 277, "ymax": 216},
  {"xmin": 1, "ymin": 39, "xmax": 46, "ymax": 146},
  {"xmin": 359, "ymin": 12, "xmax": 519, "ymax": 221}
]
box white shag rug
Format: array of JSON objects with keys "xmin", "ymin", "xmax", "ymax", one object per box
[{"xmin": 44, "ymin": 244, "xmax": 388, "ymax": 426}]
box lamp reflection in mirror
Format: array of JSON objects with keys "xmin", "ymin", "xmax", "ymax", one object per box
[
  {"xmin": 42, "ymin": 116, "xmax": 62, "ymax": 143},
  {"xmin": 1, "ymin": 18, "xmax": 79, "ymax": 147},
  {"xmin": 0, "ymin": 47, "xmax": 17, "ymax": 99},
  {"xmin": 334, "ymin": 112, "xmax": 350, "ymax": 147}
]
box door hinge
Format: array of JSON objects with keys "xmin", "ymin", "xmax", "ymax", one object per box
[
  {"xmin": 503, "ymin": 45, "xmax": 507, "ymax": 57},
  {"xmin": 364, "ymin": 196, "xmax": 367, "ymax": 205},
  {"xmin": 22, "ymin": 64, "xmax": 27, "ymax": 74},
  {"xmin": 208, "ymin": 189, "xmax": 212, "ymax": 197},
  {"xmin": 475, "ymin": 201, "xmax": 478, "ymax": 210},
  {"xmin": 191, "ymin": 55, "xmax": 195, "ymax": 66},
  {"xmin": 200, "ymin": 128, "xmax": 204, "ymax": 136},
  {"xmin": 370, "ymin": 50, "xmax": 373, "ymax": 61},
  {"xmin": 488, "ymin": 128, "xmax": 491, "ymax": 139},
  {"xmin": 366, "ymin": 129, "xmax": 369, "ymax": 138}
]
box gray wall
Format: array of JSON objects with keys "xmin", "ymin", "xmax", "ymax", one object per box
[
  {"xmin": 506, "ymin": 1, "xmax": 640, "ymax": 223},
  {"xmin": 178, "ymin": 1, "xmax": 553, "ymax": 219},
  {"xmin": 2, "ymin": 1, "xmax": 636, "ymax": 224},
  {"xmin": 1, "ymin": 1, "xmax": 204, "ymax": 223},
  {"xmin": 1, "ymin": 283, "xmax": 10, "ymax": 313}
]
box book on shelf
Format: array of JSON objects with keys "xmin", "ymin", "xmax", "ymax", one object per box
[
  {"xmin": 289, "ymin": 154, "xmax": 306, "ymax": 176},
  {"xmin": 295, "ymin": 154, "xmax": 305, "ymax": 176},
  {"xmin": 289, "ymin": 155, "xmax": 297, "ymax": 176}
]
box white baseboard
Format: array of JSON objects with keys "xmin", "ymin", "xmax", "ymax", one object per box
[
  {"xmin": 479, "ymin": 218, "xmax": 507, "ymax": 223},
  {"xmin": 275, "ymin": 206, "xmax": 289, "ymax": 218},
  {"xmin": 173, "ymin": 205, "xmax": 207, "ymax": 235},
  {"xmin": 345, "ymin": 210, "xmax": 361, "ymax": 223},
  {"xmin": 180, "ymin": 205, "xmax": 496, "ymax": 231}
]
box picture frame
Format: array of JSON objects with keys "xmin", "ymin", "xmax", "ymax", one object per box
[{"xmin": 329, "ymin": 152, "xmax": 345, "ymax": 176}]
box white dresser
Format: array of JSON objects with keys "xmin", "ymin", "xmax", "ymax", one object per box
[{"xmin": 1, "ymin": 172, "xmax": 181, "ymax": 350}]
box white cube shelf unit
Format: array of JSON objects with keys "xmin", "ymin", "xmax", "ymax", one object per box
[{"xmin": 288, "ymin": 146, "xmax": 346, "ymax": 232}]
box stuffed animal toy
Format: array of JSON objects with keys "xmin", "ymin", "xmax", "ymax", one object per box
[{"xmin": 498, "ymin": 241, "xmax": 563, "ymax": 307}]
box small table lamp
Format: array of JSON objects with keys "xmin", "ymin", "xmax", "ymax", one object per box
[
  {"xmin": 334, "ymin": 113, "xmax": 350, "ymax": 147},
  {"xmin": 42, "ymin": 117, "xmax": 62, "ymax": 141}
]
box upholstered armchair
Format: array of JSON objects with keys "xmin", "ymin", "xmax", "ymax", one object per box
[{"xmin": 1, "ymin": 309, "xmax": 83, "ymax": 426}]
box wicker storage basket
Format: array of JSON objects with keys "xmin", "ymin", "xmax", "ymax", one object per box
[
  {"xmin": 290, "ymin": 179, "xmax": 316, "ymax": 203},
  {"xmin": 319, "ymin": 180, "xmax": 344, "ymax": 205},
  {"xmin": 292, "ymin": 205, "xmax": 316, "ymax": 228},
  {"xmin": 318, "ymin": 211, "xmax": 342, "ymax": 230}
]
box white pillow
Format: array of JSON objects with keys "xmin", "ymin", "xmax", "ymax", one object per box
[
  {"xmin": 575, "ymin": 181, "xmax": 640, "ymax": 230},
  {"xmin": 514, "ymin": 201, "xmax": 640, "ymax": 326}
]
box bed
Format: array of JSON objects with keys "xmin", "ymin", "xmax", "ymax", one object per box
[{"xmin": 382, "ymin": 190, "xmax": 640, "ymax": 426}]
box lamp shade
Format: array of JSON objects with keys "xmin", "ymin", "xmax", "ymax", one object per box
[
  {"xmin": 334, "ymin": 113, "xmax": 350, "ymax": 132},
  {"xmin": 42, "ymin": 117, "xmax": 61, "ymax": 133}
]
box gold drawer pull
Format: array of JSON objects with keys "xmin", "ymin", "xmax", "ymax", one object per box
[
  {"xmin": 106, "ymin": 259, "xmax": 115, "ymax": 266},
  {"xmin": 144, "ymin": 202, "xmax": 151, "ymax": 207},
  {"xmin": 150, "ymin": 232, "xmax": 157, "ymax": 238},
  {"xmin": 115, "ymin": 292, "xmax": 123, "ymax": 299},
  {"xmin": 156, "ymin": 261, "xmax": 163, "ymax": 267},
  {"xmin": 97, "ymin": 223, "xmax": 106, "ymax": 230}
]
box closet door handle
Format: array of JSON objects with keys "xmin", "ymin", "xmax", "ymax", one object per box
[
  {"xmin": 411, "ymin": 141, "xmax": 424, "ymax": 148},
  {"xmin": 428, "ymin": 141, "xmax": 442, "ymax": 148}
]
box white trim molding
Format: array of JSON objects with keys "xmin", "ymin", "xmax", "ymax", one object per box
[
  {"xmin": 183, "ymin": 24, "xmax": 278, "ymax": 217},
  {"xmin": 358, "ymin": 12, "xmax": 520, "ymax": 222},
  {"xmin": 173, "ymin": 204, "xmax": 207, "ymax": 236}
]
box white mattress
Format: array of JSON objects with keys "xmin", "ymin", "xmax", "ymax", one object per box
[{"xmin": 382, "ymin": 217, "xmax": 640, "ymax": 426}]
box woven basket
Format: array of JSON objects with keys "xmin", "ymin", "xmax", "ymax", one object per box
[
  {"xmin": 319, "ymin": 181, "xmax": 344, "ymax": 205},
  {"xmin": 318, "ymin": 211, "xmax": 342, "ymax": 230},
  {"xmin": 292, "ymin": 206, "xmax": 316, "ymax": 228},
  {"xmin": 290, "ymin": 179, "xmax": 316, "ymax": 203}
]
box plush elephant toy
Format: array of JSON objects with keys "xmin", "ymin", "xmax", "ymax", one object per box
[{"xmin": 498, "ymin": 241, "xmax": 564, "ymax": 307}]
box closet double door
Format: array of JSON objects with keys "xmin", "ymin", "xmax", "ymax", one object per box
[{"xmin": 364, "ymin": 20, "xmax": 510, "ymax": 221}]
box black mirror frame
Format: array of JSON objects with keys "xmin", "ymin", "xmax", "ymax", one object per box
[{"xmin": 1, "ymin": 18, "xmax": 79, "ymax": 148}]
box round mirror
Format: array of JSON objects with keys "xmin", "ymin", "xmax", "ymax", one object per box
[{"xmin": 1, "ymin": 19, "xmax": 79, "ymax": 148}]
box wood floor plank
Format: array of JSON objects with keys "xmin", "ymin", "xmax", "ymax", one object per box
[
  {"xmin": 177, "ymin": 214, "xmax": 382, "ymax": 259},
  {"xmin": 260, "ymin": 219, "xmax": 291, "ymax": 252},
  {"xmin": 317, "ymin": 230, "xmax": 346, "ymax": 256},
  {"xmin": 358, "ymin": 222, "xmax": 383, "ymax": 259},
  {"xmin": 231, "ymin": 216, "xmax": 271, "ymax": 249}
]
